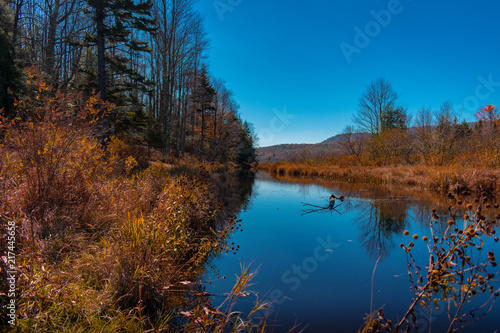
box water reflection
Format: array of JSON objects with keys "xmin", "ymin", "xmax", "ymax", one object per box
[
  {"xmin": 264, "ymin": 173, "xmax": 499, "ymax": 260},
  {"xmin": 352, "ymin": 198, "xmax": 409, "ymax": 259},
  {"xmin": 166, "ymin": 173, "xmax": 257, "ymax": 325},
  {"xmin": 262, "ymin": 174, "xmax": 421, "ymax": 260},
  {"xmin": 206, "ymin": 172, "xmax": 500, "ymax": 332},
  {"xmin": 214, "ymin": 172, "xmax": 256, "ymax": 214}
]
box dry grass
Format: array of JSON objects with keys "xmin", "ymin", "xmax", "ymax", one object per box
[
  {"xmin": 0, "ymin": 71, "xmax": 265, "ymax": 332},
  {"xmin": 259, "ymin": 162, "xmax": 500, "ymax": 197}
]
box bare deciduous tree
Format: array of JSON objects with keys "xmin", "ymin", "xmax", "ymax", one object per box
[
  {"xmin": 152, "ymin": 0, "xmax": 209, "ymax": 155},
  {"xmin": 435, "ymin": 100, "xmax": 459, "ymax": 165},
  {"xmin": 338, "ymin": 125, "xmax": 365, "ymax": 164},
  {"xmin": 414, "ymin": 106, "xmax": 434, "ymax": 164},
  {"xmin": 353, "ymin": 77, "xmax": 400, "ymax": 136}
]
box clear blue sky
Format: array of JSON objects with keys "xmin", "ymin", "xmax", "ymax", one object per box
[{"xmin": 195, "ymin": 0, "xmax": 500, "ymax": 147}]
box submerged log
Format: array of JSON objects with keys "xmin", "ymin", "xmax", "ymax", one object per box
[{"xmin": 301, "ymin": 194, "xmax": 344, "ymax": 216}]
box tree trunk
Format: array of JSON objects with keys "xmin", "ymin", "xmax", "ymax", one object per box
[
  {"xmin": 95, "ymin": 4, "xmax": 110, "ymax": 143},
  {"xmin": 45, "ymin": 0, "xmax": 60, "ymax": 86},
  {"xmin": 96, "ymin": 5, "xmax": 106, "ymax": 101},
  {"xmin": 11, "ymin": 0, "xmax": 24, "ymax": 56}
]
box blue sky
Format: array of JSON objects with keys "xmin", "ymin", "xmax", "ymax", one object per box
[{"xmin": 195, "ymin": 0, "xmax": 500, "ymax": 147}]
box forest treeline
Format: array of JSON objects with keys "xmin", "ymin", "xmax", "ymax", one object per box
[
  {"xmin": 0, "ymin": 0, "xmax": 256, "ymax": 165},
  {"xmin": 259, "ymin": 78, "xmax": 500, "ymax": 196},
  {"xmin": 269, "ymin": 78, "xmax": 499, "ymax": 169}
]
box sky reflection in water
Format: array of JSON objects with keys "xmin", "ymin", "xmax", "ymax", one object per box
[{"xmin": 206, "ymin": 173, "xmax": 500, "ymax": 332}]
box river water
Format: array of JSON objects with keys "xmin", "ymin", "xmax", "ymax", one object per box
[{"xmin": 206, "ymin": 172, "xmax": 500, "ymax": 332}]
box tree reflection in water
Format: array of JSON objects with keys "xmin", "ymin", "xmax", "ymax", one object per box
[
  {"xmin": 211, "ymin": 172, "xmax": 500, "ymax": 331},
  {"xmin": 266, "ymin": 172, "xmax": 490, "ymax": 260},
  {"xmin": 170, "ymin": 172, "xmax": 258, "ymax": 328},
  {"xmin": 350, "ymin": 197, "xmax": 410, "ymax": 259}
]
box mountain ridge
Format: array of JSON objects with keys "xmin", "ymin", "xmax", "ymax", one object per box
[{"xmin": 256, "ymin": 133, "xmax": 348, "ymax": 162}]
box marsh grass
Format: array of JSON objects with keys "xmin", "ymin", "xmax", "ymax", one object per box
[
  {"xmin": 259, "ymin": 162, "xmax": 500, "ymax": 198},
  {"xmin": 182, "ymin": 265, "xmax": 270, "ymax": 333}
]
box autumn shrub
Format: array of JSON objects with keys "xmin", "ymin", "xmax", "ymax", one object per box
[
  {"xmin": 204, "ymin": 161, "xmax": 227, "ymax": 174},
  {"xmin": 0, "ymin": 68, "xmax": 115, "ymax": 247},
  {"xmin": 338, "ymin": 154, "xmax": 363, "ymax": 168},
  {"xmin": 107, "ymin": 135, "xmax": 140, "ymax": 174},
  {"xmin": 365, "ymin": 129, "xmax": 413, "ymax": 166},
  {"xmin": 0, "ymin": 69, "xmax": 138, "ymax": 331}
]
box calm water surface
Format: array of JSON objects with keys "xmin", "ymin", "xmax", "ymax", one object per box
[{"xmin": 206, "ymin": 172, "xmax": 500, "ymax": 332}]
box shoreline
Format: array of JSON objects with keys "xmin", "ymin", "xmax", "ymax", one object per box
[{"xmin": 258, "ymin": 162, "xmax": 500, "ymax": 198}]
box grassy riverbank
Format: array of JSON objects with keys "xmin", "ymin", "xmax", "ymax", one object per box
[
  {"xmin": 1, "ymin": 157, "xmax": 263, "ymax": 331},
  {"xmin": 0, "ymin": 75, "xmax": 262, "ymax": 332},
  {"xmin": 258, "ymin": 162, "xmax": 500, "ymax": 197}
]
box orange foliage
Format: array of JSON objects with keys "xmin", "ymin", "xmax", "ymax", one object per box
[
  {"xmin": 0, "ymin": 67, "xmax": 117, "ymax": 242},
  {"xmin": 474, "ymin": 104, "xmax": 500, "ymax": 138},
  {"xmin": 475, "ymin": 104, "xmax": 499, "ymax": 124}
]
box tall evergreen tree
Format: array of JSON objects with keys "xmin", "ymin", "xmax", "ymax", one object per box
[
  {"xmin": 193, "ymin": 66, "xmax": 215, "ymax": 158},
  {"xmin": 83, "ymin": 0, "xmax": 156, "ymax": 142},
  {"xmin": 381, "ymin": 106, "xmax": 408, "ymax": 131},
  {"xmin": 84, "ymin": 0, "xmax": 156, "ymax": 103},
  {"xmin": 238, "ymin": 121, "xmax": 257, "ymax": 165}
]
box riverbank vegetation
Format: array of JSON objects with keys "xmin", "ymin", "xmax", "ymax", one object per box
[
  {"xmin": 0, "ymin": 0, "xmax": 262, "ymax": 329},
  {"xmin": 0, "ymin": 69, "xmax": 263, "ymax": 331},
  {"xmin": 259, "ymin": 78, "xmax": 500, "ymax": 197},
  {"xmin": 259, "ymin": 163, "xmax": 500, "ymax": 197}
]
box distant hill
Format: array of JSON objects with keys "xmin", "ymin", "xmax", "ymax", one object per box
[
  {"xmin": 320, "ymin": 133, "xmax": 347, "ymax": 144},
  {"xmin": 321, "ymin": 132, "xmax": 367, "ymax": 144},
  {"xmin": 256, "ymin": 132, "xmax": 369, "ymax": 162},
  {"xmin": 256, "ymin": 142, "xmax": 343, "ymax": 162}
]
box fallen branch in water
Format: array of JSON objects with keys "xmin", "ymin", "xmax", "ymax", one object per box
[{"xmin": 301, "ymin": 201, "xmax": 343, "ymax": 216}]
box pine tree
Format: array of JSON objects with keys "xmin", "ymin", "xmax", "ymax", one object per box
[
  {"xmin": 238, "ymin": 121, "xmax": 257, "ymax": 165},
  {"xmin": 82, "ymin": 0, "xmax": 156, "ymax": 142},
  {"xmin": 192, "ymin": 67, "xmax": 216, "ymax": 158},
  {"xmin": 381, "ymin": 106, "xmax": 408, "ymax": 131},
  {"xmin": 84, "ymin": 0, "xmax": 156, "ymax": 103}
]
